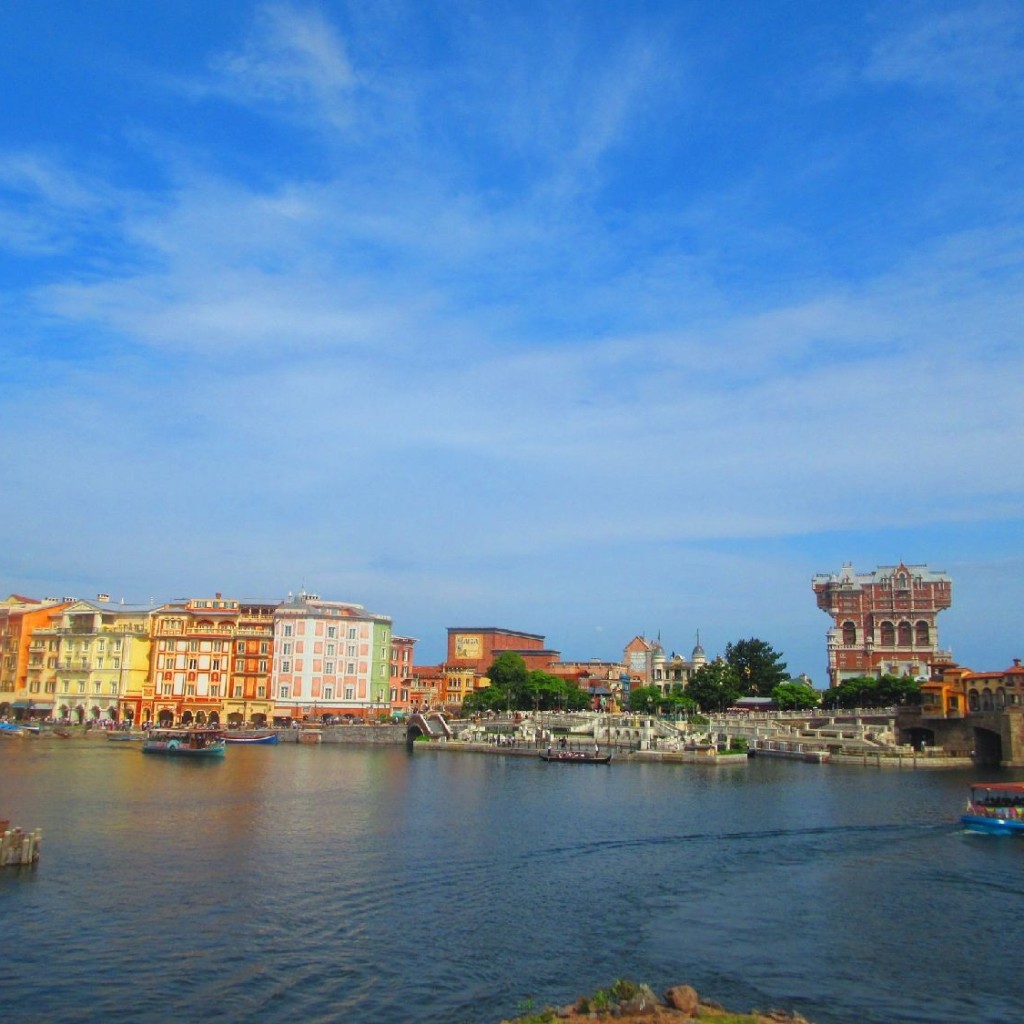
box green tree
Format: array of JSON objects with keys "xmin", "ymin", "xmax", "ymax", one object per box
[
  {"xmin": 462, "ymin": 658, "xmax": 593, "ymax": 714},
  {"xmin": 684, "ymin": 661, "xmax": 742, "ymax": 712},
  {"xmin": 724, "ymin": 638, "xmax": 789, "ymax": 696},
  {"xmin": 821, "ymin": 674, "xmax": 922, "ymax": 709},
  {"xmin": 665, "ymin": 688, "xmax": 698, "ymax": 716},
  {"xmin": 487, "ymin": 652, "xmax": 528, "ymax": 692},
  {"xmin": 771, "ymin": 681, "xmax": 820, "ymax": 710},
  {"xmin": 627, "ymin": 685, "xmax": 664, "ymax": 714}
]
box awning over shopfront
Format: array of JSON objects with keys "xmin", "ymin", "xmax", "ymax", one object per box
[{"xmin": 12, "ymin": 700, "xmax": 31, "ymax": 708}]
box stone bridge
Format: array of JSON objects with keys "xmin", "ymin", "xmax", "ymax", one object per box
[
  {"xmin": 896, "ymin": 707, "xmax": 1024, "ymax": 766},
  {"xmin": 406, "ymin": 712, "xmax": 453, "ymax": 748}
]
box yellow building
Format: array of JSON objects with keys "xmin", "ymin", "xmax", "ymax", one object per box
[{"xmin": 50, "ymin": 599, "xmax": 153, "ymax": 725}]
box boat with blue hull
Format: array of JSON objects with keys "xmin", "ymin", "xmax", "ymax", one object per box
[
  {"xmin": 224, "ymin": 731, "xmax": 279, "ymax": 745},
  {"xmin": 961, "ymin": 782, "xmax": 1024, "ymax": 835},
  {"xmin": 141, "ymin": 727, "xmax": 226, "ymax": 758}
]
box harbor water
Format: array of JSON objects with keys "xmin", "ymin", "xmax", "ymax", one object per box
[{"xmin": 1, "ymin": 739, "xmax": 1021, "ymax": 1023}]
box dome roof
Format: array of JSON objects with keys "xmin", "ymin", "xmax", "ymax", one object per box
[{"xmin": 691, "ymin": 629, "xmax": 706, "ymax": 661}]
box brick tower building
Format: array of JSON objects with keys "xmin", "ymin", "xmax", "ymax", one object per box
[{"xmin": 812, "ymin": 563, "xmax": 953, "ymax": 687}]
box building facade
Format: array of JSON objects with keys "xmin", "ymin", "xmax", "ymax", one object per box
[
  {"xmin": 812, "ymin": 563, "xmax": 953, "ymax": 687},
  {"xmin": 388, "ymin": 635, "xmax": 417, "ymax": 714},
  {"xmin": 445, "ymin": 627, "xmax": 556, "ymax": 675},
  {"xmin": 49, "ymin": 599, "xmax": 153, "ymax": 725},
  {"xmin": 149, "ymin": 596, "xmax": 239, "ymax": 726},
  {"xmin": 0, "ymin": 595, "xmax": 73, "ymax": 718},
  {"xmin": 224, "ymin": 601, "xmax": 277, "ymax": 727},
  {"xmin": 273, "ymin": 592, "xmax": 392, "ymax": 721}
]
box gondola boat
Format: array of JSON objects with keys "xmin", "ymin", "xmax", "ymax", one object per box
[
  {"xmin": 962, "ymin": 782, "xmax": 1024, "ymax": 835},
  {"xmin": 141, "ymin": 727, "xmax": 226, "ymax": 758},
  {"xmin": 539, "ymin": 751, "xmax": 611, "ymax": 764}
]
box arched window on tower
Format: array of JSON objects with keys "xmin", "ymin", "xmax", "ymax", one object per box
[
  {"xmin": 915, "ymin": 621, "xmax": 930, "ymax": 646},
  {"xmin": 880, "ymin": 621, "xmax": 895, "ymax": 646},
  {"xmin": 898, "ymin": 621, "xmax": 912, "ymax": 647},
  {"xmin": 842, "ymin": 621, "xmax": 856, "ymax": 646}
]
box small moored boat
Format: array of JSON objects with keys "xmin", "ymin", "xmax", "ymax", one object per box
[
  {"xmin": 961, "ymin": 782, "xmax": 1024, "ymax": 835},
  {"xmin": 540, "ymin": 751, "xmax": 611, "ymax": 764},
  {"xmin": 224, "ymin": 731, "xmax": 279, "ymax": 745},
  {"xmin": 141, "ymin": 727, "xmax": 226, "ymax": 758}
]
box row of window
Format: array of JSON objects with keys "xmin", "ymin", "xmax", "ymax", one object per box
[
  {"xmin": 276, "ymin": 685, "xmax": 355, "ymax": 701},
  {"xmin": 841, "ymin": 621, "xmax": 931, "ymax": 646},
  {"xmin": 278, "ymin": 660, "xmax": 359, "ymax": 675},
  {"xmin": 281, "ymin": 624, "xmax": 362, "ymax": 640},
  {"xmin": 278, "ymin": 642, "xmax": 361, "ymax": 657}
]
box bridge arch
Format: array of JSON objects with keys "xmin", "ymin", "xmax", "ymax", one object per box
[
  {"xmin": 902, "ymin": 726, "xmax": 935, "ymax": 751},
  {"xmin": 973, "ymin": 726, "xmax": 1003, "ymax": 767},
  {"xmin": 405, "ymin": 712, "xmax": 453, "ymax": 749}
]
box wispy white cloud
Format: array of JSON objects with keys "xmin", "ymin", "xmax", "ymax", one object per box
[
  {"xmin": 866, "ymin": 2, "xmax": 1024, "ymax": 101},
  {"xmin": 207, "ymin": 3, "xmax": 356, "ymax": 126},
  {"xmin": 0, "ymin": 152, "xmax": 119, "ymax": 255},
  {"xmin": 2, "ymin": 1, "xmax": 1023, "ymax": 673}
]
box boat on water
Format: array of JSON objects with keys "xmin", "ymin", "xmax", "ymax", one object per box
[
  {"xmin": 540, "ymin": 751, "xmax": 612, "ymax": 764},
  {"xmin": 224, "ymin": 732, "xmax": 279, "ymax": 745},
  {"xmin": 961, "ymin": 782, "xmax": 1024, "ymax": 835},
  {"xmin": 0, "ymin": 722, "xmax": 27, "ymax": 738},
  {"xmin": 141, "ymin": 727, "xmax": 226, "ymax": 758}
]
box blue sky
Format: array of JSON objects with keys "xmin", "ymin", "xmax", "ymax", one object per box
[{"xmin": 1, "ymin": 1, "xmax": 1022, "ymax": 679}]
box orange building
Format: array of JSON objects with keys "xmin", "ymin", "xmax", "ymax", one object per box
[
  {"xmin": 0, "ymin": 595, "xmax": 73, "ymax": 719},
  {"xmin": 149, "ymin": 595, "xmax": 241, "ymax": 726},
  {"xmin": 388, "ymin": 635, "xmax": 417, "ymax": 714},
  {"xmin": 963, "ymin": 660, "xmax": 1024, "ymax": 713},
  {"xmin": 224, "ymin": 601, "xmax": 277, "ymax": 727}
]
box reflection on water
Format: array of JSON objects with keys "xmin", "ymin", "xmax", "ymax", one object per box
[{"xmin": 2, "ymin": 741, "xmax": 1022, "ymax": 1024}]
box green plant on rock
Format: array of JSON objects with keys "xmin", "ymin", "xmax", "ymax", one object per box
[{"xmin": 609, "ymin": 978, "xmax": 640, "ymax": 1001}]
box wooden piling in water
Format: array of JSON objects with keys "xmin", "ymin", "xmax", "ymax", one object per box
[{"xmin": 1, "ymin": 825, "xmax": 42, "ymax": 866}]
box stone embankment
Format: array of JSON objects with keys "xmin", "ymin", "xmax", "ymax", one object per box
[{"xmin": 501, "ymin": 982, "xmax": 812, "ymax": 1024}]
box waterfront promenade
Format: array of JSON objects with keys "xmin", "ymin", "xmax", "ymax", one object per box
[{"xmin": 35, "ymin": 706, "xmax": 975, "ymax": 767}]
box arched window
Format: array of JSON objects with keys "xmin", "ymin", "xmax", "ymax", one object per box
[
  {"xmin": 915, "ymin": 621, "xmax": 930, "ymax": 646},
  {"xmin": 880, "ymin": 621, "xmax": 895, "ymax": 646},
  {"xmin": 968, "ymin": 689, "xmax": 979, "ymax": 712},
  {"xmin": 981, "ymin": 689, "xmax": 994, "ymax": 711},
  {"xmin": 842, "ymin": 621, "xmax": 856, "ymax": 645},
  {"xmin": 898, "ymin": 621, "xmax": 912, "ymax": 646},
  {"xmin": 996, "ymin": 688, "xmax": 1006, "ymax": 710}
]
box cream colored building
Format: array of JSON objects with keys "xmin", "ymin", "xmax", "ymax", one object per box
[{"xmin": 51, "ymin": 598, "xmax": 154, "ymax": 724}]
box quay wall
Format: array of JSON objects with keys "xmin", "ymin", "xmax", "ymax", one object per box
[{"xmin": 276, "ymin": 725, "xmax": 406, "ymax": 744}]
